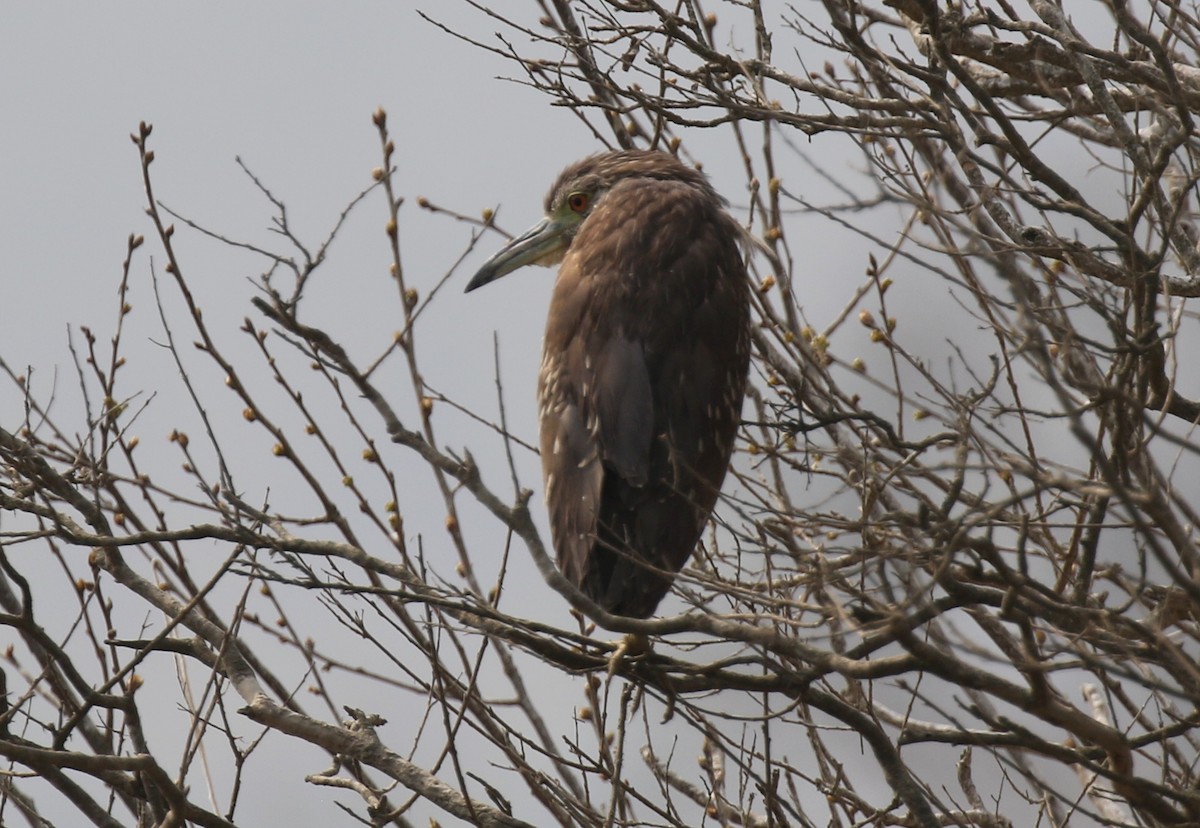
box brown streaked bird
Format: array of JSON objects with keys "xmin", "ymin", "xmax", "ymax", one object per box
[{"xmin": 466, "ymin": 150, "xmax": 751, "ymax": 619}]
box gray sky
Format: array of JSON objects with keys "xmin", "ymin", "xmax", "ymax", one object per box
[
  {"xmin": 2, "ymin": 5, "xmax": 783, "ymax": 824},
  {"xmin": 3, "ymin": 3, "xmax": 574, "ymax": 369},
  {"xmin": 0, "ymin": 2, "xmax": 593, "ymax": 558},
  {"xmin": 1, "ymin": 5, "xmax": 593, "ymax": 823},
  {"xmin": 1, "ymin": 3, "xmax": 1070, "ymax": 824}
]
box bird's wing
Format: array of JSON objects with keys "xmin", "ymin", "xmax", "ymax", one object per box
[
  {"xmin": 591, "ymin": 335, "xmax": 654, "ymax": 487},
  {"xmin": 538, "ymin": 279, "xmax": 659, "ymax": 598},
  {"xmin": 540, "ymin": 398, "xmax": 602, "ymax": 580}
]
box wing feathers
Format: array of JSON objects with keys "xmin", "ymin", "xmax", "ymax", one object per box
[{"xmin": 593, "ymin": 336, "xmax": 653, "ymax": 486}]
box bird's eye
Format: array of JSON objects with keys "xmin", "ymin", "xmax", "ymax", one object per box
[{"xmin": 567, "ymin": 192, "xmax": 590, "ymax": 214}]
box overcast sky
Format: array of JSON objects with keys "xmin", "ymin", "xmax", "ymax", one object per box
[
  {"xmin": 0, "ymin": 5, "xmax": 799, "ymax": 824},
  {"xmin": 1, "ymin": 3, "xmax": 1085, "ymax": 825},
  {"xmin": 1, "ymin": 5, "xmax": 592, "ymax": 822}
]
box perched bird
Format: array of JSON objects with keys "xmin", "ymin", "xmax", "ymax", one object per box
[{"xmin": 466, "ymin": 150, "xmax": 751, "ymax": 618}]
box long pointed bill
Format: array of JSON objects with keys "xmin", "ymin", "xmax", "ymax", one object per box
[{"xmin": 465, "ymin": 216, "xmax": 570, "ymax": 292}]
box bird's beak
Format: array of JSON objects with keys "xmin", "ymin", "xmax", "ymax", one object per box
[{"xmin": 465, "ymin": 216, "xmax": 570, "ymax": 292}]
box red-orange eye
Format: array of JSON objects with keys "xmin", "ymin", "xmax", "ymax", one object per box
[{"xmin": 567, "ymin": 192, "xmax": 590, "ymax": 214}]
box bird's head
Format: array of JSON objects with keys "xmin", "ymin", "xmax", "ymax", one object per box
[
  {"xmin": 465, "ymin": 181, "xmax": 596, "ymax": 292},
  {"xmin": 464, "ymin": 150, "xmax": 717, "ymax": 293}
]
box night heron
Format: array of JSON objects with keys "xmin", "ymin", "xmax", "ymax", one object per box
[{"xmin": 466, "ymin": 150, "xmax": 751, "ymax": 619}]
